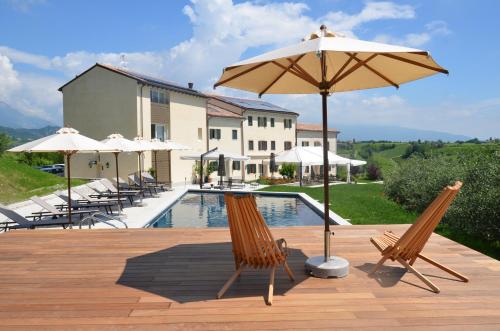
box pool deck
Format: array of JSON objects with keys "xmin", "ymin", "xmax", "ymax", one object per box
[{"xmin": 0, "ymin": 225, "xmax": 499, "ymax": 330}]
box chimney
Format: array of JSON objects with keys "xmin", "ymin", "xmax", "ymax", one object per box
[{"xmin": 188, "ymin": 82, "xmax": 194, "ymax": 89}]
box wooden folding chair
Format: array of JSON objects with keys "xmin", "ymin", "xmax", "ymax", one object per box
[
  {"xmin": 218, "ymin": 193, "xmax": 295, "ymax": 305},
  {"xmin": 370, "ymin": 181, "xmax": 468, "ymax": 293}
]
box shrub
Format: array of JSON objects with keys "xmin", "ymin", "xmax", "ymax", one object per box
[
  {"xmin": 384, "ymin": 149, "xmax": 500, "ymax": 242},
  {"xmin": 257, "ymin": 177, "xmax": 295, "ymax": 185},
  {"xmin": 366, "ymin": 163, "xmax": 381, "ymax": 180},
  {"xmin": 279, "ymin": 163, "xmax": 296, "ymax": 179},
  {"xmin": 0, "ymin": 133, "xmax": 10, "ymax": 155}
]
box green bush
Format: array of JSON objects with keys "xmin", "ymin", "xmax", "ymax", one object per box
[
  {"xmin": 279, "ymin": 163, "xmax": 296, "ymax": 179},
  {"xmin": 384, "ymin": 149, "xmax": 500, "ymax": 242},
  {"xmin": 0, "ymin": 133, "xmax": 10, "ymax": 155}
]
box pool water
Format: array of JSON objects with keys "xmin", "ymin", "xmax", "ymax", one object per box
[{"xmin": 148, "ymin": 192, "xmax": 324, "ymax": 228}]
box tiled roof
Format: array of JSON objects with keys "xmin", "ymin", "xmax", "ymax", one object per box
[
  {"xmin": 58, "ymin": 63, "xmax": 206, "ymax": 98},
  {"xmin": 297, "ymin": 123, "xmax": 339, "ymax": 133},
  {"xmin": 207, "ymin": 104, "xmax": 243, "ymax": 119},
  {"xmin": 209, "ymin": 94, "xmax": 298, "ymax": 115}
]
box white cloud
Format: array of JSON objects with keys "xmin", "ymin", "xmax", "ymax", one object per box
[
  {"xmin": 6, "ymin": 0, "xmax": 46, "ymax": 12},
  {"xmin": 374, "ymin": 20, "xmax": 451, "ymax": 47},
  {"xmin": 0, "ymin": 54, "xmax": 21, "ymax": 100}
]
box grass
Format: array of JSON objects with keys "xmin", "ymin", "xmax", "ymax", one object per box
[
  {"xmin": 260, "ymin": 183, "xmax": 417, "ymax": 225},
  {"xmin": 0, "ymin": 155, "xmax": 86, "ymax": 204},
  {"xmin": 259, "ymin": 183, "xmax": 499, "ymax": 260}
]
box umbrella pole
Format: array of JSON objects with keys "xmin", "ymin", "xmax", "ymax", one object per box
[
  {"xmin": 321, "ymin": 91, "xmax": 331, "ymax": 261},
  {"xmin": 200, "ymin": 156, "xmax": 203, "ymax": 189},
  {"xmin": 66, "ymin": 153, "xmax": 73, "ymax": 227},
  {"xmin": 138, "ymin": 152, "xmax": 144, "ymax": 202},
  {"xmin": 300, "ymin": 161, "xmax": 303, "ymax": 187},
  {"xmin": 154, "ymin": 150, "xmax": 158, "ymax": 186},
  {"xmin": 114, "ymin": 152, "xmax": 122, "ymax": 213}
]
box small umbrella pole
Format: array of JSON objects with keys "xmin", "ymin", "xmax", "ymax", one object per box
[
  {"xmin": 300, "ymin": 161, "xmax": 303, "ymax": 187},
  {"xmin": 137, "ymin": 152, "xmax": 143, "ymax": 199},
  {"xmin": 200, "ymin": 156, "xmax": 203, "ymax": 189},
  {"xmin": 154, "ymin": 150, "xmax": 158, "ymax": 186},
  {"xmin": 114, "ymin": 152, "xmax": 122, "ymax": 212},
  {"xmin": 321, "ymin": 90, "xmax": 331, "ymax": 261},
  {"xmin": 66, "ymin": 153, "xmax": 73, "ymax": 227}
]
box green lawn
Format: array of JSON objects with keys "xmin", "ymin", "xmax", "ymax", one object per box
[
  {"xmin": 0, "ymin": 156, "xmax": 86, "ymax": 204},
  {"xmin": 260, "ymin": 183, "xmax": 417, "ymax": 225}
]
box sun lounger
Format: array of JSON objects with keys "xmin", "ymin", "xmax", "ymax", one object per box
[
  {"xmin": 369, "ymin": 181, "xmax": 468, "ymax": 293},
  {"xmin": 0, "ymin": 204, "xmax": 73, "ymax": 231},
  {"xmin": 73, "ymin": 187, "xmax": 127, "ymax": 207},
  {"xmin": 218, "ymin": 194, "xmax": 295, "ymax": 305},
  {"xmin": 29, "ymin": 196, "xmax": 99, "ymax": 221},
  {"xmin": 54, "ymin": 192, "xmax": 117, "ymax": 215},
  {"xmin": 141, "ymin": 172, "xmax": 172, "ymax": 191},
  {"xmin": 96, "ymin": 178, "xmax": 141, "ymax": 203},
  {"xmin": 128, "ymin": 175, "xmax": 156, "ymax": 196}
]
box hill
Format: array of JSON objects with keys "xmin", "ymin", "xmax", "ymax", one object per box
[
  {"xmin": 0, "ymin": 125, "xmax": 60, "ymax": 145},
  {"xmin": 0, "ymin": 101, "xmax": 56, "ymax": 129},
  {"xmin": 0, "ymin": 155, "xmax": 85, "ymax": 204},
  {"xmin": 337, "ymin": 124, "xmax": 471, "ymax": 142}
]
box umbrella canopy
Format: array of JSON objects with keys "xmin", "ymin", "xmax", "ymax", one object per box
[
  {"xmin": 101, "ymin": 133, "xmax": 141, "ymax": 152},
  {"xmin": 8, "ymin": 127, "xmax": 115, "ymax": 225},
  {"xmin": 9, "ymin": 127, "xmax": 112, "ymax": 153},
  {"xmin": 181, "ymin": 149, "xmax": 249, "ymax": 161},
  {"xmin": 275, "ymin": 146, "xmax": 324, "ymax": 166},
  {"xmin": 215, "ymin": 27, "xmax": 447, "ymax": 95},
  {"xmin": 133, "ymin": 136, "xmax": 156, "ymax": 151},
  {"xmin": 214, "ymin": 25, "xmax": 448, "ymax": 277}
]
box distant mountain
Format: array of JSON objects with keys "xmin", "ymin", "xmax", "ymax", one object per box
[
  {"xmin": 337, "ymin": 124, "xmax": 472, "ymax": 142},
  {"xmin": 0, "ymin": 125, "xmax": 59, "ymax": 145},
  {"xmin": 0, "ymin": 101, "xmax": 56, "ymax": 129}
]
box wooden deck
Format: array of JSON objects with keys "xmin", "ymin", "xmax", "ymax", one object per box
[{"xmin": 0, "ymin": 225, "xmax": 498, "ymax": 330}]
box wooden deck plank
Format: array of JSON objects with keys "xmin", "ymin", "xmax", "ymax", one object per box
[{"xmin": 0, "ymin": 225, "xmax": 498, "ymax": 329}]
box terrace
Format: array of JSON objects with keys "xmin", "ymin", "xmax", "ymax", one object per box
[{"xmin": 1, "ymin": 225, "xmax": 498, "ymax": 329}]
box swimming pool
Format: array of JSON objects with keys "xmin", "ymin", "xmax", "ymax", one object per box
[{"xmin": 147, "ymin": 191, "xmax": 325, "ymax": 228}]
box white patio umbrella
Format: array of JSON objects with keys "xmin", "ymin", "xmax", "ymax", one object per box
[
  {"xmin": 8, "ymin": 127, "xmax": 115, "ymax": 225},
  {"xmin": 100, "ymin": 134, "xmax": 141, "ymax": 210},
  {"xmin": 133, "ymin": 137, "xmax": 156, "ymax": 197},
  {"xmin": 150, "ymin": 139, "xmax": 190, "ymax": 185},
  {"xmin": 181, "ymin": 147, "xmax": 250, "ymax": 188},
  {"xmin": 214, "ymin": 25, "xmax": 448, "ymax": 278},
  {"xmin": 346, "ymin": 159, "xmax": 367, "ymax": 184}
]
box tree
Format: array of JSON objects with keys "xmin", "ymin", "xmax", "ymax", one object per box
[{"xmin": 0, "ymin": 133, "xmax": 11, "ymax": 155}]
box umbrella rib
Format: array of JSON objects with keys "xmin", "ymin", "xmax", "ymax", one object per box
[
  {"xmin": 330, "ymin": 54, "xmax": 378, "ymax": 87},
  {"xmin": 214, "ymin": 61, "xmax": 270, "ymax": 88},
  {"xmin": 328, "ymin": 52, "xmax": 357, "ymax": 87},
  {"xmin": 380, "ymin": 53, "xmax": 449, "ymax": 74},
  {"xmin": 259, "ymin": 55, "xmax": 305, "ymax": 97},
  {"xmin": 351, "ymin": 54, "xmax": 399, "ymax": 89},
  {"xmin": 288, "ymin": 59, "xmax": 320, "ymax": 87},
  {"xmin": 271, "ymin": 61, "xmax": 319, "ymax": 89}
]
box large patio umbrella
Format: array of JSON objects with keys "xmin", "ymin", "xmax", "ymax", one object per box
[
  {"xmin": 214, "ymin": 25, "xmax": 448, "ymax": 278},
  {"xmin": 150, "ymin": 139, "xmax": 190, "ymax": 185},
  {"xmin": 100, "ymin": 134, "xmax": 141, "ymax": 211},
  {"xmin": 133, "ymin": 137, "xmax": 156, "ymax": 198},
  {"xmin": 275, "ymin": 146, "xmax": 325, "ymax": 186},
  {"xmin": 306, "ymin": 147, "xmax": 366, "ymax": 183},
  {"xmin": 8, "ymin": 127, "xmax": 115, "ymax": 225}
]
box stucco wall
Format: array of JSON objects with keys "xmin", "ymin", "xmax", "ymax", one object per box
[
  {"xmin": 168, "ymin": 91, "xmax": 207, "ymax": 186},
  {"xmin": 207, "ymin": 116, "xmax": 243, "ymax": 179},
  {"xmin": 62, "ymin": 66, "xmax": 139, "ymax": 180}
]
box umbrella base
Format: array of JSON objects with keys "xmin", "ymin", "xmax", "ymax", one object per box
[{"xmin": 305, "ymin": 255, "xmax": 349, "ymax": 278}]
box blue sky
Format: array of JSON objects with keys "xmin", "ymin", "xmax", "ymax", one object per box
[{"xmin": 0, "ymin": 0, "xmax": 499, "ymax": 138}]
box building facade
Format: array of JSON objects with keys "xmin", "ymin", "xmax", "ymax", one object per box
[{"xmin": 61, "ymin": 64, "xmax": 339, "ymax": 185}]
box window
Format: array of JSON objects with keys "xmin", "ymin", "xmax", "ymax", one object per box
[
  {"xmin": 271, "ymin": 141, "xmax": 276, "ymax": 150},
  {"xmin": 248, "ymin": 116, "xmax": 253, "ymax": 126},
  {"xmin": 314, "ymin": 141, "xmax": 321, "ymax": 147},
  {"xmin": 151, "ymin": 123, "xmax": 166, "ymax": 141},
  {"xmin": 232, "ymin": 129, "xmax": 238, "ymax": 140},
  {"xmin": 232, "ymin": 161, "xmax": 241, "ymax": 171},
  {"xmin": 257, "ymin": 117, "xmax": 267, "ymax": 127},
  {"xmin": 284, "ymin": 119, "xmax": 292, "ymax": 129},
  {"xmin": 302, "ymin": 141, "xmax": 309, "ymax": 147},
  {"xmin": 150, "ymin": 89, "xmax": 169, "ymax": 104},
  {"xmin": 270, "ymin": 118, "xmax": 275, "ymax": 127},
  {"xmin": 248, "ymin": 140, "xmax": 254, "ymax": 151},
  {"xmin": 284, "ymin": 141, "xmax": 292, "ymax": 150},
  {"xmin": 209, "ymin": 128, "xmax": 221, "ymax": 140},
  {"xmin": 305, "ymin": 166, "xmax": 310, "ymax": 173},
  {"xmin": 198, "ymin": 128, "xmax": 202, "ymax": 140},
  {"xmin": 246, "ymin": 164, "xmax": 256, "ymax": 174},
  {"xmin": 258, "ymin": 141, "xmax": 267, "ymax": 151}
]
